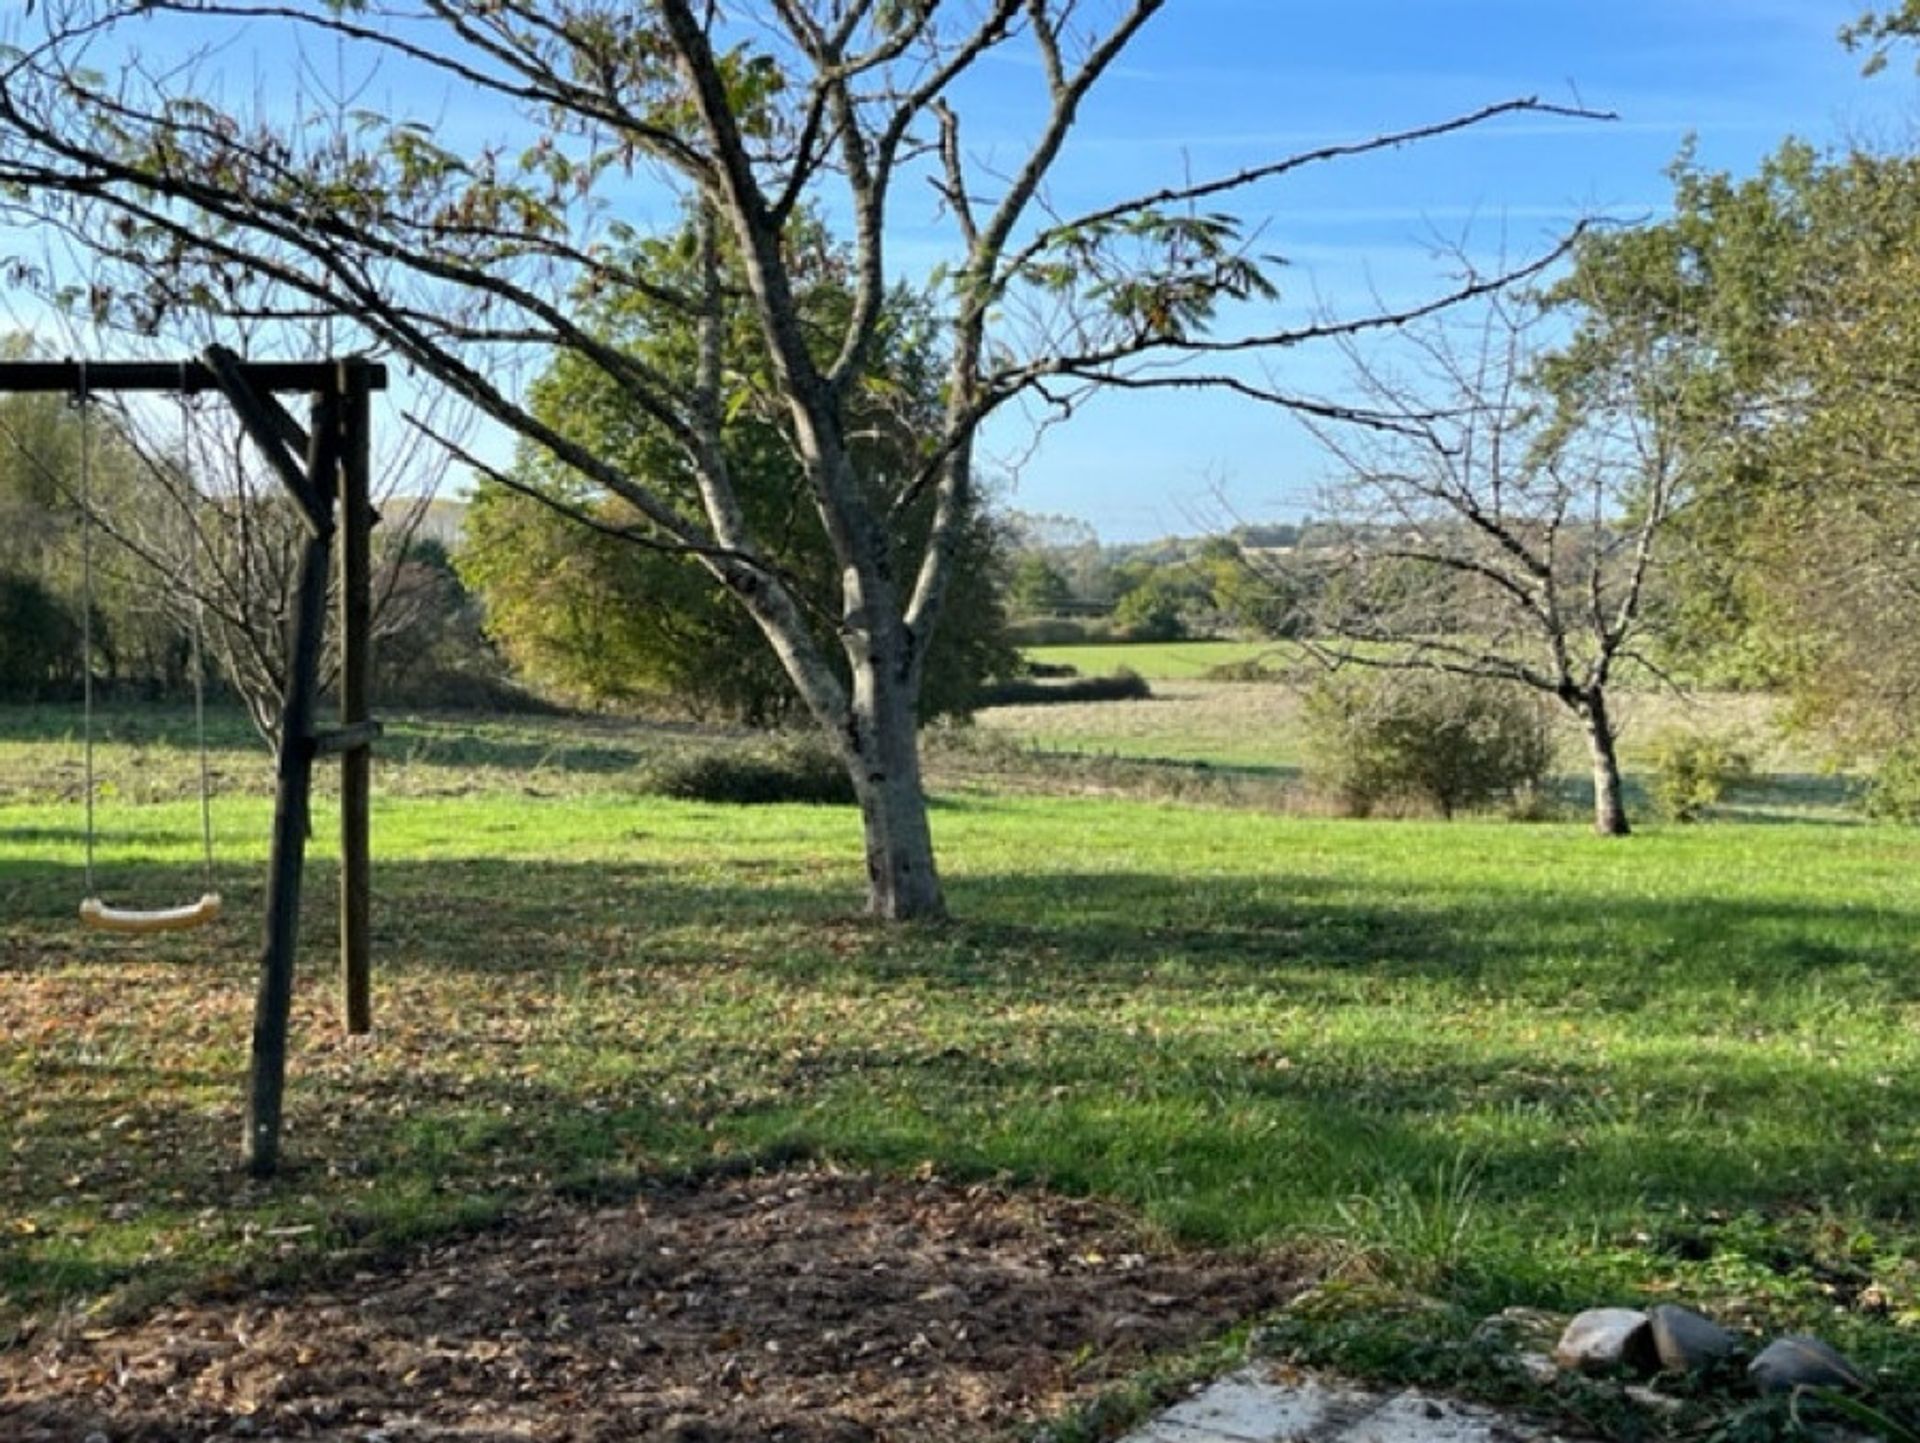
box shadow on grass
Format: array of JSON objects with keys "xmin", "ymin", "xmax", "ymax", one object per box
[
  {"xmin": 4, "ymin": 845, "xmax": 1919, "ymax": 1340},
  {"xmin": 0, "ymin": 704, "xmax": 701, "ymax": 782}
]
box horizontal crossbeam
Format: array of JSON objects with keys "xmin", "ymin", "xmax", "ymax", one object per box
[{"xmin": 0, "ymin": 358, "xmax": 387, "ymax": 394}]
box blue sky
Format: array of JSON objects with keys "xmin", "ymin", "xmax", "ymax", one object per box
[
  {"xmin": 8, "ymin": 2, "xmax": 1919, "ymax": 541},
  {"xmin": 967, "ymin": 0, "xmax": 1920, "ymax": 539}
]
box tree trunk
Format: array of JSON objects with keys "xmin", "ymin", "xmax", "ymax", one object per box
[
  {"xmin": 846, "ymin": 650, "xmax": 944, "ymax": 920},
  {"xmin": 1581, "ymin": 690, "xmax": 1630, "ymax": 837}
]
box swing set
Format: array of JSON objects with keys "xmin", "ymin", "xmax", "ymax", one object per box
[{"xmin": 1, "ymin": 347, "xmax": 386, "ymax": 1176}]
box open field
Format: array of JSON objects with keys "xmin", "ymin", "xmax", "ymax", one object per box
[
  {"xmin": 980, "ymin": 673, "xmax": 1850, "ymax": 822},
  {"xmin": 1026, "ymin": 640, "xmax": 1295, "ymax": 681},
  {"xmin": 4, "ymin": 703, "xmax": 1918, "ymax": 1436}
]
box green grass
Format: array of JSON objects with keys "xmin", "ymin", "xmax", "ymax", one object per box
[
  {"xmin": 978, "ymin": 677, "xmax": 1854, "ymax": 822},
  {"xmin": 3, "ymin": 704, "xmax": 1918, "ymax": 1425},
  {"xmin": 1026, "ymin": 639, "xmax": 1294, "ymax": 680}
]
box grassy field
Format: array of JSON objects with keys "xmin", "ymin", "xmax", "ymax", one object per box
[
  {"xmin": 4, "ymin": 702, "xmax": 1917, "ymax": 1432},
  {"xmin": 981, "ymin": 668, "xmax": 1848, "ymax": 823},
  {"xmin": 1027, "ymin": 639, "xmax": 1292, "ymax": 680}
]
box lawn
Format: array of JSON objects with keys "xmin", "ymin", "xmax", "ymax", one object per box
[
  {"xmin": 1026, "ymin": 639, "xmax": 1293, "ymax": 681},
  {"xmin": 3, "ymin": 705, "xmax": 1917, "ymax": 1435}
]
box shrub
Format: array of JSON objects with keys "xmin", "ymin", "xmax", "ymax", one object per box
[
  {"xmin": 1006, "ymin": 617, "xmax": 1096, "ymax": 646},
  {"xmin": 1864, "ymin": 745, "xmax": 1920, "ymax": 823},
  {"xmin": 974, "ymin": 669, "xmax": 1152, "ymax": 708},
  {"xmin": 1203, "ymin": 657, "xmax": 1288, "ymax": 683},
  {"xmin": 1301, "ymin": 670, "xmax": 1556, "ymax": 819},
  {"xmin": 0, "ymin": 572, "xmax": 80, "ymax": 701},
  {"xmin": 1648, "ymin": 728, "xmax": 1754, "ymax": 822},
  {"xmin": 649, "ymin": 734, "xmax": 856, "ymax": 805}
]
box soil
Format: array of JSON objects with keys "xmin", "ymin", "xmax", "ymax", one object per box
[{"xmin": 1, "ymin": 1167, "xmax": 1305, "ymax": 1442}]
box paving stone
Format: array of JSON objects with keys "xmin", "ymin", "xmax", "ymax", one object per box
[
  {"xmin": 1148, "ymin": 1373, "xmax": 1344, "ymax": 1439},
  {"xmin": 1119, "ymin": 1368, "xmax": 1575, "ymax": 1443},
  {"xmin": 1341, "ymin": 1390, "xmax": 1541, "ymax": 1442}
]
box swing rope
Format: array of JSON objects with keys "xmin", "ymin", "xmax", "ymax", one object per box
[
  {"xmin": 78, "ymin": 361, "xmax": 97, "ymax": 900},
  {"xmin": 182, "ymin": 372, "xmax": 218, "ymax": 899},
  {"xmin": 75, "ymin": 366, "xmax": 221, "ymax": 934}
]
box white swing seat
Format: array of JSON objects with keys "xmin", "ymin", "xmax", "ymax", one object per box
[{"xmin": 79, "ymin": 893, "xmax": 222, "ymax": 935}]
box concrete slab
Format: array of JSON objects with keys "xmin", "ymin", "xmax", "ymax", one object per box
[{"xmin": 1119, "ymin": 1366, "xmax": 1576, "ymax": 1443}]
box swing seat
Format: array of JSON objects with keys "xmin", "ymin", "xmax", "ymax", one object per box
[{"xmin": 79, "ymin": 893, "xmax": 222, "ymax": 935}]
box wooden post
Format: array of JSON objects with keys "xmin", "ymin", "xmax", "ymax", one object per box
[
  {"xmin": 338, "ymin": 362, "xmax": 374, "ymax": 1036},
  {"xmin": 245, "ymin": 387, "xmax": 339, "ymax": 1177}
]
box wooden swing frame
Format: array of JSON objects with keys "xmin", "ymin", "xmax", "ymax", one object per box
[{"xmin": 0, "ymin": 348, "xmax": 386, "ymax": 1177}]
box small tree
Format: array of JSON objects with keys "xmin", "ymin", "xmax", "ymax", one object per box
[{"xmin": 1298, "ymin": 286, "xmax": 1695, "ymax": 835}]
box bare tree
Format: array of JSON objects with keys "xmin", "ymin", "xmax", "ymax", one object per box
[
  {"xmin": 0, "ymin": 1, "xmax": 1600, "ymax": 916},
  {"xmin": 0, "ymin": 326, "xmax": 457, "ymax": 745},
  {"xmin": 96, "ymin": 377, "xmax": 461, "ymax": 748},
  {"xmin": 1299, "ymin": 285, "xmax": 1695, "ymax": 835}
]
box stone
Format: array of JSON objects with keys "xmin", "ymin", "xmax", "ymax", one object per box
[
  {"xmin": 1551, "ymin": 1308, "xmax": 1658, "ymax": 1375},
  {"xmin": 1648, "ymin": 1304, "xmax": 1737, "ymax": 1373},
  {"xmin": 1748, "ymin": 1335, "xmax": 1867, "ymax": 1394}
]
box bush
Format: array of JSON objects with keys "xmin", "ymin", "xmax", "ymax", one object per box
[
  {"xmin": 1864, "ymin": 745, "xmax": 1920, "ymax": 823},
  {"xmin": 1301, "ymin": 670, "xmax": 1556, "ymax": 819},
  {"xmin": 1648, "ymin": 728, "xmax": 1755, "ymax": 822},
  {"xmin": 1006, "ymin": 617, "xmax": 1096, "ymax": 646},
  {"xmin": 974, "ymin": 669, "xmax": 1152, "ymax": 708},
  {"xmin": 649, "ymin": 734, "xmax": 856, "ymax": 805},
  {"xmin": 1203, "ymin": 657, "xmax": 1288, "ymax": 683},
  {"xmin": 0, "ymin": 572, "xmax": 80, "ymax": 701}
]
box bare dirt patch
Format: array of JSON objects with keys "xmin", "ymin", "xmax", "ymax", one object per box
[{"xmin": 2, "ymin": 1168, "xmax": 1304, "ymax": 1442}]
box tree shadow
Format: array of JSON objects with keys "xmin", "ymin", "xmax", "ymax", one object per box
[{"xmin": 5, "ymin": 841, "xmax": 1918, "ymax": 1346}]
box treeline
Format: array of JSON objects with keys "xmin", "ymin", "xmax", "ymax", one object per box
[{"xmin": 0, "ymin": 385, "xmax": 504, "ymax": 727}]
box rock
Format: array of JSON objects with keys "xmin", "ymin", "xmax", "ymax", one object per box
[
  {"xmin": 1649, "ymin": 1304, "xmax": 1737, "ymax": 1373},
  {"xmin": 1551, "ymin": 1308, "xmax": 1658, "ymax": 1375},
  {"xmin": 1748, "ymin": 1335, "xmax": 1867, "ymax": 1394}
]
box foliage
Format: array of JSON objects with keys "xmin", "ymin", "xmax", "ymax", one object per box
[
  {"xmin": 1863, "ymin": 744, "xmax": 1920, "ymax": 824},
  {"xmin": 1007, "ymin": 554, "xmax": 1074, "ymax": 617},
  {"xmin": 1648, "ymin": 728, "xmax": 1755, "ymax": 823},
  {"xmin": 459, "ymin": 216, "xmax": 1015, "ymax": 728},
  {"xmin": 1111, "ymin": 569, "xmax": 1196, "ymax": 641},
  {"xmin": 974, "ymin": 669, "xmax": 1152, "ymax": 709},
  {"xmin": 1301, "ymin": 670, "xmax": 1557, "ymax": 819},
  {"xmin": 647, "ymin": 733, "xmax": 855, "ymax": 806},
  {"xmin": 0, "ymin": 386, "xmax": 189, "ymax": 699},
  {"xmin": 371, "ymin": 537, "xmax": 518, "ymax": 710},
  {"xmin": 0, "ymin": 572, "xmax": 79, "ymax": 700},
  {"xmin": 1551, "ymin": 140, "xmax": 1920, "ymax": 761}
]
